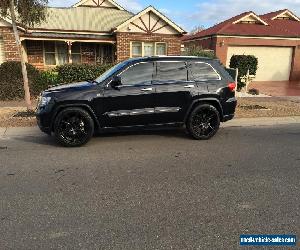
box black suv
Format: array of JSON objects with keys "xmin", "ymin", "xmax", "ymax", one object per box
[{"xmin": 36, "ymin": 56, "xmax": 237, "ymax": 147}]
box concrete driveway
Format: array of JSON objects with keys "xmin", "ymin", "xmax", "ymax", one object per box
[{"xmin": 250, "ymin": 81, "xmax": 300, "ymax": 96}]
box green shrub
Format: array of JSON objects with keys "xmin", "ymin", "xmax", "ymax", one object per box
[
  {"xmin": 229, "ymin": 55, "xmax": 258, "ymax": 90},
  {"xmin": 183, "ymin": 46, "xmax": 216, "ymax": 59},
  {"xmin": 0, "ymin": 61, "xmax": 42, "ymax": 100},
  {"xmin": 37, "ymin": 70, "xmax": 60, "ymax": 89},
  {"xmin": 0, "ymin": 62, "xmax": 115, "ymax": 101},
  {"xmin": 56, "ymin": 63, "xmax": 114, "ymax": 84}
]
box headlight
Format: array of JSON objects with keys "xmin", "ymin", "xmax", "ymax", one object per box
[{"xmin": 38, "ymin": 96, "xmax": 52, "ymax": 107}]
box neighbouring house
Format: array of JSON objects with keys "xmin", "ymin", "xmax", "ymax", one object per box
[
  {"xmin": 183, "ymin": 9, "xmax": 300, "ymax": 82},
  {"xmin": 0, "ymin": 0, "xmax": 186, "ymax": 70}
]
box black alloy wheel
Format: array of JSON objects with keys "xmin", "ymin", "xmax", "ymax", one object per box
[
  {"xmin": 187, "ymin": 104, "xmax": 220, "ymax": 140},
  {"xmin": 54, "ymin": 108, "xmax": 94, "ymax": 147}
]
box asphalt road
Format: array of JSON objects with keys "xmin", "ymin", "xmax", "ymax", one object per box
[{"xmin": 0, "ymin": 125, "xmax": 300, "ymax": 249}]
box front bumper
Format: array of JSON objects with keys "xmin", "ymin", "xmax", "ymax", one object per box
[
  {"xmin": 36, "ymin": 114, "xmax": 51, "ymax": 134},
  {"xmin": 36, "ymin": 104, "xmax": 55, "ymax": 135}
]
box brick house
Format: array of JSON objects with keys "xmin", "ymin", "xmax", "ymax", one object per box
[
  {"xmin": 183, "ymin": 9, "xmax": 300, "ymax": 82},
  {"xmin": 0, "ymin": 0, "xmax": 186, "ymax": 70}
]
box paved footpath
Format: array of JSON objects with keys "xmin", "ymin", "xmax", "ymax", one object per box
[{"xmin": 1, "ymin": 116, "xmax": 300, "ymax": 138}]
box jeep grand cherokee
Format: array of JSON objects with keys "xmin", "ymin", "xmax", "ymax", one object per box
[{"xmin": 36, "ymin": 56, "xmax": 237, "ymax": 147}]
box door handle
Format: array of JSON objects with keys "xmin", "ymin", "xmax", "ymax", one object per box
[
  {"xmin": 184, "ymin": 84, "xmax": 195, "ymax": 88},
  {"xmin": 141, "ymin": 88, "xmax": 153, "ymax": 92}
]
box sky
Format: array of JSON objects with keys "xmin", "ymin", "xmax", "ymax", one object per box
[{"xmin": 48, "ymin": 0, "xmax": 300, "ymax": 31}]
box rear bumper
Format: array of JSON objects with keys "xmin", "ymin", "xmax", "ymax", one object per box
[
  {"xmin": 222, "ymin": 114, "xmax": 235, "ymax": 122},
  {"xmin": 221, "ymin": 97, "xmax": 237, "ymax": 122}
]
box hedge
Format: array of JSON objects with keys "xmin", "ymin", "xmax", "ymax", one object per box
[
  {"xmin": 229, "ymin": 55, "xmax": 258, "ymax": 90},
  {"xmin": 0, "ymin": 62, "xmax": 114, "ymax": 101},
  {"xmin": 56, "ymin": 63, "xmax": 114, "ymax": 84},
  {"xmin": 183, "ymin": 47, "xmax": 216, "ymax": 59},
  {"xmin": 0, "ymin": 61, "xmax": 43, "ymax": 100}
]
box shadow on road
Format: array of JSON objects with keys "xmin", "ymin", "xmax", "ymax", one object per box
[
  {"xmin": 14, "ymin": 135, "xmax": 58, "ymax": 147},
  {"xmin": 96, "ymin": 127, "xmax": 189, "ymax": 139},
  {"xmin": 13, "ymin": 128, "xmax": 191, "ymax": 147}
]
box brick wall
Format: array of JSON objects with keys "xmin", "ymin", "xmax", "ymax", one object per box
[
  {"xmin": 0, "ymin": 26, "xmax": 21, "ymax": 61},
  {"xmin": 116, "ymin": 32, "xmax": 182, "ymax": 62},
  {"xmin": 1, "ymin": 28, "xmax": 184, "ymax": 69}
]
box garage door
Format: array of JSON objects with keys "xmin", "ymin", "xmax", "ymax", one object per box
[
  {"xmin": 0, "ymin": 37, "xmax": 5, "ymax": 64},
  {"xmin": 226, "ymin": 46, "xmax": 293, "ymax": 81}
]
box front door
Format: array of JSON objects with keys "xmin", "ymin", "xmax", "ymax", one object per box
[
  {"xmin": 101, "ymin": 62, "xmax": 156, "ymax": 127},
  {"xmin": 153, "ymin": 61, "xmax": 194, "ymax": 124}
]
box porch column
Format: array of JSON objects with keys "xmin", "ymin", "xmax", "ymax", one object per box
[{"xmin": 67, "ymin": 41, "xmax": 72, "ymax": 64}]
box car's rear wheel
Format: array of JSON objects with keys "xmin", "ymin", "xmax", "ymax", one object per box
[
  {"xmin": 187, "ymin": 104, "xmax": 220, "ymax": 140},
  {"xmin": 54, "ymin": 107, "xmax": 94, "ymax": 147}
]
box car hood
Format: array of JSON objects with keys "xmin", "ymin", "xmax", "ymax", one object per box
[{"xmin": 45, "ymin": 81, "xmax": 95, "ymax": 93}]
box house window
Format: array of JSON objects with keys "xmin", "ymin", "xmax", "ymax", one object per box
[
  {"xmin": 71, "ymin": 43, "xmax": 81, "ymax": 64},
  {"xmin": 96, "ymin": 44, "xmax": 114, "ymax": 64},
  {"xmin": 44, "ymin": 41, "xmax": 56, "ymax": 66},
  {"xmin": 44, "ymin": 41, "xmax": 69, "ymax": 66},
  {"xmin": 131, "ymin": 42, "xmax": 167, "ymax": 57},
  {"xmin": 144, "ymin": 42, "xmax": 154, "ymax": 56},
  {"xmin": 132, "ymin": 42, "xmax": 142, "ymax": 57},
  {"xmin": 156, "ymin": 43, "xmax": 167, "ymax": 56},
  {"xmin": 57, "ymin": 42, "xmax": 68, "ymax": 65}
]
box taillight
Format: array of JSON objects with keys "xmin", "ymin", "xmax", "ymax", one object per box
[{"xmin": 228, "ymin": 82, "xmax": 236, "ymax": 92}]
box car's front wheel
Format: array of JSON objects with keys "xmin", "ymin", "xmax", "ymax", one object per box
[
  {"xmin": 54, "ymin": 107, "xmax": 94, "ymax": 147},
  {"xmin": 187, "ymin": 104, "xmax": 220, "ymax": 140}
]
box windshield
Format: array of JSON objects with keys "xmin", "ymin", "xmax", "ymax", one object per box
[{"xmin": 96, "ymin": 61, "xmax": 128, "ymax": 84}]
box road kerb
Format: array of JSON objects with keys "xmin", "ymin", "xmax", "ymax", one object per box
[{"xmin": 222, "ymin": 116, "xmax": 300, "ymax": 127}]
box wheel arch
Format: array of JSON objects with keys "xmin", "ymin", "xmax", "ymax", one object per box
[
  {"xmin": 184, "ymin": 98, "xmax": 224, "ymax": 123},
  {"xmin": 50, "ymin": 104, "xmax": 100, "ymax": 132}
]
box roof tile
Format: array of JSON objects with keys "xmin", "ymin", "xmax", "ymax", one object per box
[
  {"xmin": 183, "ymin": 9, "xmax": 300, "ymax": 41},
  {"xmin": 30, "ymin": 7, "xmax": 133, "ymax": 33}
]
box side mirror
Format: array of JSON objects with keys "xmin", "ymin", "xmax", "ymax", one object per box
[{"xmin": 111, "ymin": 76, "xmax": 122, "ymax": 89}]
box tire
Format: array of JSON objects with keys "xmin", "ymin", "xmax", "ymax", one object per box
[
  {"xmin": 54, "ymin": 107, "xmax": 94, "ymax": 147},
  {"xmin": 186, "ymin": 104, "xmax": 220, "ymax": 140}
]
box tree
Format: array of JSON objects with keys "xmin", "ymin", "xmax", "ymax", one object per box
[
  {"xmin": 189, "ymin": 25, "xmax": 205, "ymax": 35},
  {"xmin": 183, "ymin": 46, "xmax": 216, "ymax": 59},
  {"xmin": 0, "ymin": 0, "xmax": 48, "ymax": 110}
]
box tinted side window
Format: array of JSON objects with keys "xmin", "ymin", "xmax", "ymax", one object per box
[
  {"xmin": 158, "ymin": 62, "xmax": 187, "ymax": 82},
  {"xmin": 120, "ymin": 62, "xmax": 153, "ymax": 85},
  {"xmin": 190, "ymin": 62, "xmax": 220, "ymax": 81}
]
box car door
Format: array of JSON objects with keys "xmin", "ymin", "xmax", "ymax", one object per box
[
  {"xmin": 152, "ymin": 61, "xmax": 195, "ymax": 124},
  {"xmin": 101, "ymin": 61, "xmax": 156, "ymax": 127}
]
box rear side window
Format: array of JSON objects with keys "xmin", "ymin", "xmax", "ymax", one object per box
[
  {"xmin": 120, "ymin": 62, "xmax": 154, "ymax": 86},
  {"xmin": 158, "ymin": 62, "xmax": 187, "ymax": 82},
  {"xmin": 190, "ymin": 62, "xmax": 221, "ymax": 81}
]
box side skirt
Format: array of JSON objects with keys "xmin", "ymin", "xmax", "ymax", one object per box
[{"xmin": 97, "ymin": 122, "xmax": 185, "ymax": 133}]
